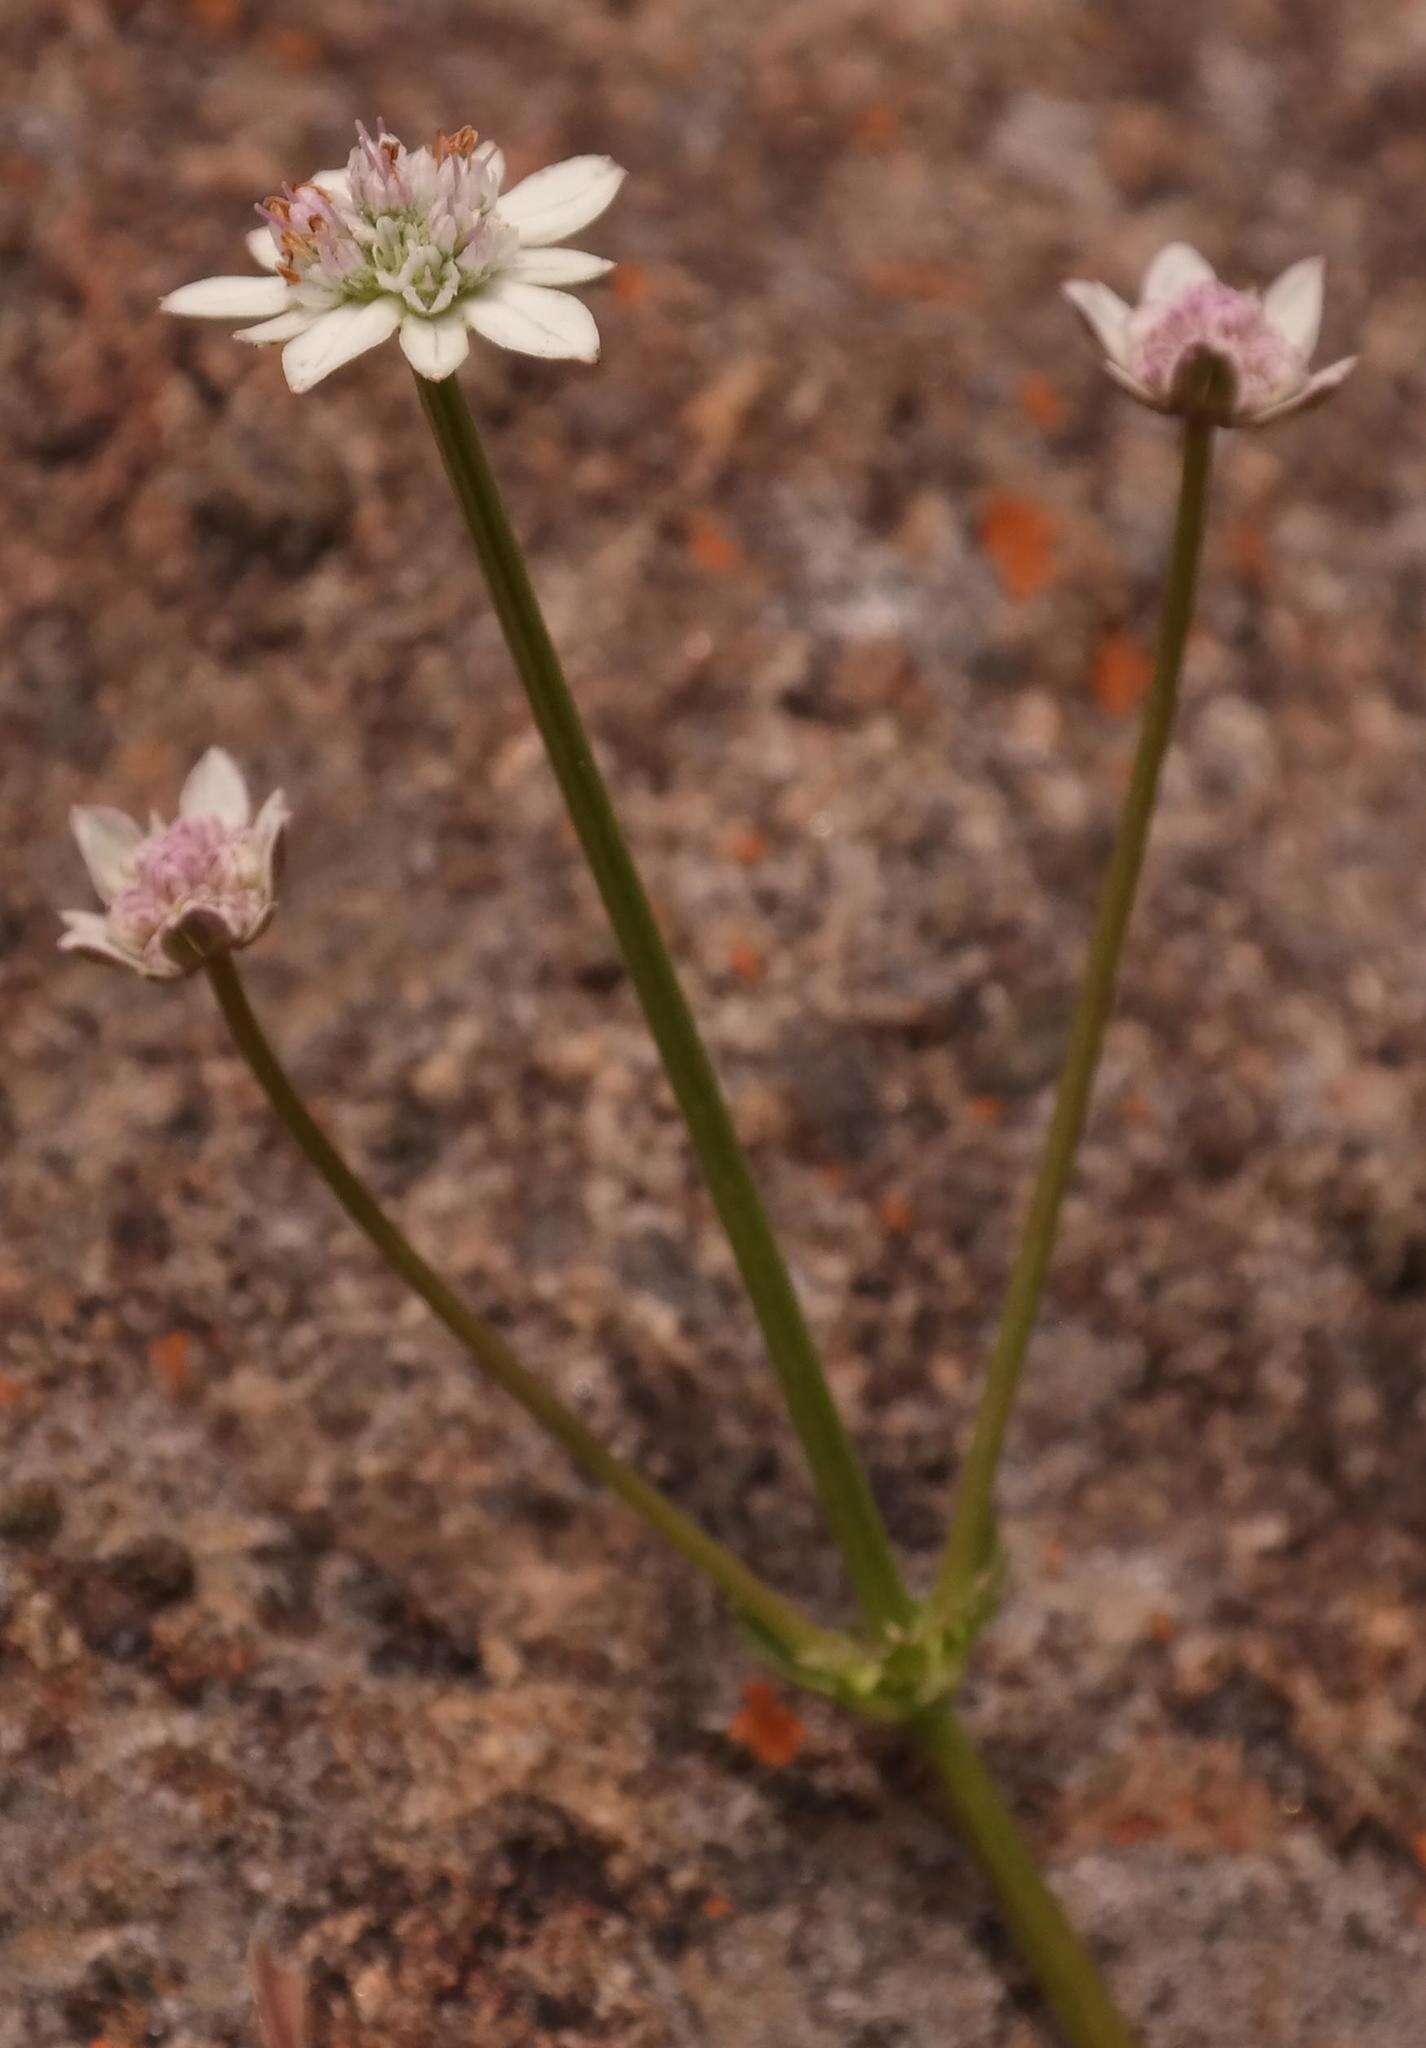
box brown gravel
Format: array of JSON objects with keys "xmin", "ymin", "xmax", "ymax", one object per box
[{"xmin": 4, "ymin": 1, "xmax": 1426, "ymax": 2043}]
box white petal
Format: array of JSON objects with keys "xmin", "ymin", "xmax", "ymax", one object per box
[
  {"xmin": 280, "ymin": 298, "xmax": 402, "ymax": 393},
  {"xmin": 59, "ymin": 907, "xmax": 119, "ymax": 945},
  {"xmin": 180, "ymin": 746, "xmax": 251, "ymax": 827},
  {"xmin": 160, "ymin": 275, "xmax": 294, "ymax": 319},
  {"xmin": 71, "ymin": 806, "xmax": 142, "ymax": 904},
  {"xmin": 1246, "ymin": 354, "xmax": 1356, "ymax": 426},
  {"xmin": 1104, "ymin": 358, "xmax": 1164, "ymax": 409},
  {"xmin": 479, "ymin": 143, "xmax": 506, "ymax": 193},
  {"xmin": 1304, "ymin": 353, "xmax": 1356, "ymax": 399},
  {"xmin": 236, "ymin": 310, "xmax": 320, "ymax": 345},
  {"xmin": 466, "ymin": 281, "xmax": 601, "ymax": 362},
  {"xmin": 506, "ymin": 247, "xmax": 615, "ymax": 287},
  {"xmin": 58, "ymin": 913, "xmax": 146, "ymax": 975},
  {"xmin": 399, "ymin": 311, "xmax": 471, "ymax": 381},
  {"xmin": 1141, "ymin": 242, "xmax": 1215, "ymax": 303},
  {"xmin": 1263, "ymin": 256, "xmax": 1324, "ymax": 357},
  {"xmin": 247, "ymin": 226, "xmax": 282, "ymax": 272},
  {"xmin": 311, "ymin": 167, "xmax": 350, "ymax": 199},
  {"xmin": 497, "ymin": 155, "xmax": 625, "ymax": 247},
  {"xmin": 252, "ymin": 789, "xmax": 292, "ymax": 898},
  {"xmin": 1061, "ymin": 280, "xmax": 1133, "ymax": 368}
]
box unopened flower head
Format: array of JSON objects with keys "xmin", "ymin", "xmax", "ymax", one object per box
[
  {"xmin": 1064, "ymin": 243, "xmax": 1356, "ymax": 428},
  {"xmin": 161, "ymin": 122, "xmax": 624, "ymax": 392},
  {"xmin": 61, "ymin": 749, "xmax": 288, "ymax": 981}
]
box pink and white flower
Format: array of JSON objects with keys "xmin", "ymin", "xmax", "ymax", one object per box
[
  {"xmin": 160, "ymin": 123, "xmax": 624, "ymax": 392},
  {"xmin": 61, "ymin": 749, "xmax": 288, "ymax": 981},
  {"xmin": 1063, "ymin": 243, "xmax": 1356, "ymax": 428}
]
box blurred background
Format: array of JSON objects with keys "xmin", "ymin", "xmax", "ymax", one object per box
[{"xmin": 3, "ymin": 0, "xmax": 1426, "ymax": 2041}]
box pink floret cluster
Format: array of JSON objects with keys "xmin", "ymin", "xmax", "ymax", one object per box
[
  {"xmin": 1128, "ymin": 280, "xmax": 1300, "ymax": 414},
  {"xmin": 108, "ymin": 815, "xmax": 274, "ymax": 971},
  {"xmin": 259, "ymin": 123, "xmax": 518, "ymax": 316}
]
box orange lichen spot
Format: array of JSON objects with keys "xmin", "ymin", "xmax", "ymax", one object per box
[
  {"xmin": 1147, "ymin": 1610, "xmax": 1177, "ymax": 1645},
  {"xmin": 1410, "ymin": 1830, "xmax": 1426, "ymax": 1873},
  {"xmin": 1228, "ymin": 517, "xmax": 1271, "ymax": 589},
  {"xmin": 863, "ymin": 260, "xmax": 970, "ymax": 305},
  {"xmin": 613, "ymin": 263, "xmax": 651, "ymax": 307},
  {"xmin": 728, "ymin": 938, "xmax": 764, "ymax": 986},
  {"xmin": 980, "ymin": 493, "xmax": 1059, "ymax": 601},
  {"xmin": 186, "ymin": 0, "xmax": 240, "ymax": 33},
  {"xmin": 1091, "ymin": 630, "xmax": 1153, "ymax": 715},
  {"xmin": 0, "ymin": 1375, "xmax": 27, "ymax": 1407},
  {"xmin": 702, "ymin": 1893, "xmax": 735, "ymax": 1920},
  {"xmin": 722, "ymin": 824, "xmax": 769, "ymax": 866},
  {"xmin": 879, "ymin": 1190, "xmax": 914, "ymax": 1235},
  {"xmin": 258, "ymin": 26, "xmax": 322, "ymax": 69},
  {"xmin": 149, "ymin": 1330, "xmax": 192, "ymax": 1399},
  {"xmin": 1104, "ymin": 1812, "xmax": 1165, "ymax": 1848},
  {"xmin": 1041, "ymin": 1538, "xmax": 1068, "ymax": 1576},
  {"xmin": 850, "ymin": 101, "xmax": 901, "ymax": 151},
  {"xmin": 0, "ymin": 151, "xmax": 42, "ymax": 192},
  {"xmin": 729, "ymin": 1681, "xmax": 806, "ymax": 1767},
  {"xmin": 686, "ymin": 509, "xmax": 745, "ymax": 575},
  {"xmin": 1019, "ymin": 373, "xmax": 1066, "ymax": 432},
  {"xmin": 966, "ymin": 1095, "xmax": 1004, "ymax": 1125}
]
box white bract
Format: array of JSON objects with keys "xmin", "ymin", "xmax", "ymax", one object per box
[
  {"xmin": 160, "ymin": 123, "xmax": 624, "ymax": 392},
  {"xmin": 1064, "ymin": 243, "xmax": 1356, "ymax": 428},
  {"xmin": 61, "ymin": 749, "xmax": 288, "ymax": 981}
]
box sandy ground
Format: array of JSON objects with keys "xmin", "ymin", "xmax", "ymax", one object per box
[{"xmin": 4, "ymin": 0, "xmax": 1426, "ymax": 2042}]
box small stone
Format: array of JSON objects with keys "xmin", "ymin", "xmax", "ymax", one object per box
[
  {"xmin": 0, "ymin": 1481, "xmax": 63, "ymax": 1544},
  {"xmin": 107, "ymin": 1534, "xmax": 198, "ymax": 1611}
]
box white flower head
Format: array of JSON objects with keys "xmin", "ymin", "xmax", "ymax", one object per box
[
  {"xmin": 61, "ymin": 749, "xmax": 289, "ymax": 981},
  {"xmin": 160, "ymin": 122, "xmax": 625, "ymax": 392},
  {"xmin": 1063, "ymin": 243, "xmax": 1356, "ymax": 428}
]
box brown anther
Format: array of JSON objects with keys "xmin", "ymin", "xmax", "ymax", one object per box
[
  {"xmin": 277, "ymin": 263, "xmax": 301, "ymax": 285},
  {"xmin": 263, "ymin": 194, "xmax": 292, "ymax": 222},
  {"xmin": 434, "ymin": 125, "xmax": 480, "ymax": 163}
]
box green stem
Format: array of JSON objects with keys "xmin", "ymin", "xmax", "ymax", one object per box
[
  {"xmin": 415, "ymin": 371, "xmax": 913, "ymax": 1632},
  {"xmin": 916, "ymin": 1705, "xmax": 1141, "ymax": 2048},
  {"xmin": 935, "ymin": 420, "xmax": 1215, "ymax": 1614},
  {"xmin": 204, "ymin": 954, "xmax": 841, "ymax": 1670}
]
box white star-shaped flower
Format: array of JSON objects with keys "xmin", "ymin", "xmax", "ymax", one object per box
[
  {"xmin": 61, "ymin": 749, "xmax": 289, "ymax": 981},
  {"xmin": 1064, "ymin": 243, "xmax": 1356, "ymax": 428},
  {"xmin": 161, "ymin": 123, "xmax": 624, "ymax": 392}
]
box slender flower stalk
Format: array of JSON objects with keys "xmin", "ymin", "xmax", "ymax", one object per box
[
  {"xmin": 916, "ymin": 1706, "xmax": 1141, "ymax": 2048},
  {"xmin": 203, "ymin": 952, "xmax": 845, "ymax": 1673},
  {"xmin": 250, "ymin": 1942, "xmax": 308, "ymax": 2048},
  {"xmin": 415, "ymin": 372, "xmax": 914, "ymax": 1633},
  {"xmin": 934, "ymin": 420, "xmax": 1216, "ymax": 1617}
]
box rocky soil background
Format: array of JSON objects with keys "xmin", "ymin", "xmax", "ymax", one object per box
[{"xmin": 4, "ymin": 0, "xmax": 1426, "ymax": 2042}]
